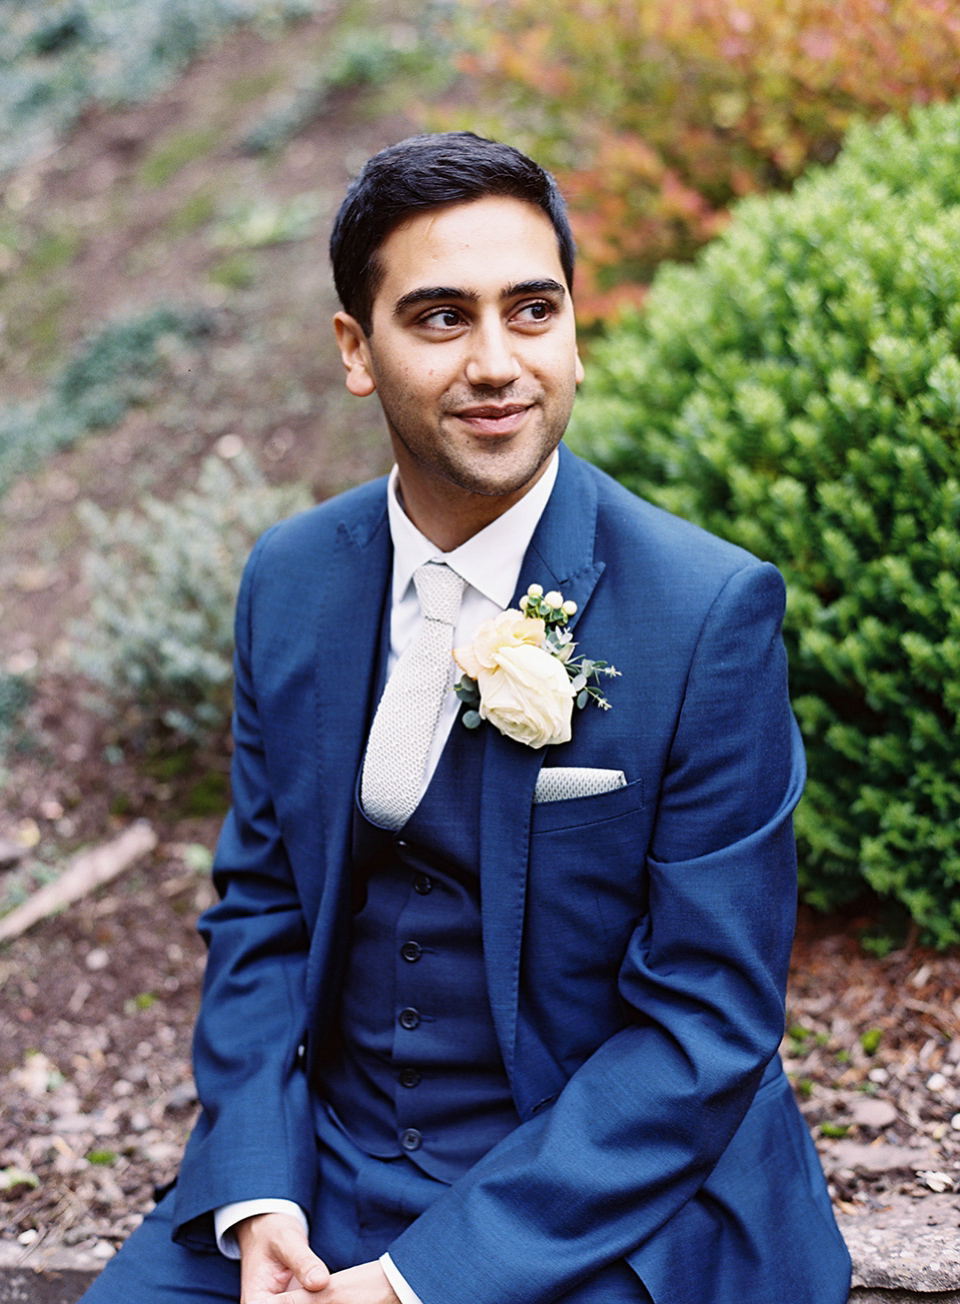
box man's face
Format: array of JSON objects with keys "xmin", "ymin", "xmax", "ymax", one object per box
[{"xmin": 334, "ymin": 196, "xmax": 583, "ymax": 535}]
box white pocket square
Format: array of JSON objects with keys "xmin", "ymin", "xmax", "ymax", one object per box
[{"xmin": 533, "ymin": 767, "xmax": 627, "ymax": 804}]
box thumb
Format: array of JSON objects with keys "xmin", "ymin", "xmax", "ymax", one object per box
[{"xmin": 273, "ymin": 1224, "xmax": 329, "ymax": 1290}]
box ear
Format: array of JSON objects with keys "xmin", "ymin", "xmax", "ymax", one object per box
[
  {"xmin": 575, "ymin": 348, "xmax": 585, "ymax": 386},
  {"xmin": 334, "ymin": 312, "xmax": 376, "ymax": 397}
]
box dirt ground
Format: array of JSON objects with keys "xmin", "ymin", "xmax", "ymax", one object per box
[{"xmin": 1, "ymin": 3, "xmax": 959, "ymax": 1265}]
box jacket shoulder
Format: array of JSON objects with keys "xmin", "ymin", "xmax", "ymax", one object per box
[
  {"xmin": 247, "ymin": 475, "xmax": 389, "ymax": 575},
  {"xmin": 576, "ymin": 455, "xmax": 772, "ymax": 598}
]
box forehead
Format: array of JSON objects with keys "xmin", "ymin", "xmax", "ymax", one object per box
[{"xmin": 373, "ymin": 196, "xmax": 566, "ymax": 304}]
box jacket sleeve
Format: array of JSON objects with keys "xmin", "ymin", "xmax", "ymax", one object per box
[
  {"xmin": 388, "ymin": 561, "xmax": 805, "ymax": 1304},
  {"xmin": 171, "ymin": 531, "xmax": 317, "ymax": 1249}
]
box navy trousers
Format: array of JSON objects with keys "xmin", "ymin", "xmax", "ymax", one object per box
[{"xmin": 80, "ymin": 1103, "xmax": 653, "ymax": 1303}]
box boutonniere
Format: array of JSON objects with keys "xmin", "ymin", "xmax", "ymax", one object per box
[{"xmin": 452, "ymin": 584, "xmax": 620, "ymax": 750}]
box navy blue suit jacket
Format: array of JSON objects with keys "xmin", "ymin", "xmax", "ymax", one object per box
[{"xmin": 173, "ymin": 447, "xmax": 851, "ymax": 1303}]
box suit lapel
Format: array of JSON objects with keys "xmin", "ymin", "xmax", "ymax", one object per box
[
  {"xmin": 307, "ymin": 483, "xmax": 392, "ymax": 1031},
  {"xmin": 479, "ymin": 448, "xmax": 605, "ymax": 1084}
]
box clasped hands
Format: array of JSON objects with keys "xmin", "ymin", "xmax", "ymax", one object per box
[{"xmin": 238, "ymin": 1212, "xmax": 401, "ymax": 1304}]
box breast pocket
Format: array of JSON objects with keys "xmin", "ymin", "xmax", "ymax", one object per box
[
  {"xmin": 530, "ymin": 774, "xmax": 645, "ymax": 833},
  {"xmin": 523, "ymin": 775, "xmax": 652, "ymax": 1050},
  {"xmin": 527, "ymin": 776, "xmax": 649, "ymax": 966}
]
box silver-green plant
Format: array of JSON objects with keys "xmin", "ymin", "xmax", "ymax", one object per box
[
  {"xmin": 0, "ymin": 0, "xmax": 315, "ymax": 173},
  {"xmin": 0, "ymin": 306, "xmax": 212, "ymax": 501},
  {"xmin": 72, "ymin": 452, "xmax": 311, "ymax": 743}
]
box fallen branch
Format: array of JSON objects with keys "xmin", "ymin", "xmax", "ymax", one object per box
[{"xmin": 0, "ymin": 821, "xmax": 158, "ymax": 943}]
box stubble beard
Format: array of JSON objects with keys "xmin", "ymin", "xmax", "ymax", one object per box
[{"xmin": 386, "ymin": 389, "xmax": 574, "ymax": 502}]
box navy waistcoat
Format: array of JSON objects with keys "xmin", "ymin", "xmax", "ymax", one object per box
[{"xmin": 316, "ymin": 714, "xmax": 521, "ymax": 1184}]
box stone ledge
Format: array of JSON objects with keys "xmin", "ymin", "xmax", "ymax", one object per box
[
  {"xmin": 0, "ymin": 1240, "xmax": 105, "ymax": 1304},
  {"xmin": 837, "ymin": 1194, "xmax": 960, "ymax": 1296},
  {"xmin": 2, "ymin": 1196, "xmax": 960, "ymax": 1304},
  {"xmin": 850, "ymin": 1295, "xmax": 960, "ymax": 1303}
]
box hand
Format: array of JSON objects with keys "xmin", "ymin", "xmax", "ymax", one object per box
[{"xmin": 238, "ymin": 1211, "xmax": 330, "ymax": 1304}]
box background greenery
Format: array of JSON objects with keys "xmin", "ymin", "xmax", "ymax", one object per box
[
  {"xmin": 0, "ymin": 0, "xmax": 314, "ymax": 173},
  {"xmin": 569, "ymin": 100, "xmax": 960, "ymax": 947},
  {"xmin": 2, "ymin": 0, "xmax": 959, "ymax": 943},
  {"xmin": 73, "ymin": 453, "xmax": 311, "ymax": 743},
  {"xmin": 439, "ymin": 0, "xmax": 960, "ymax": 321}
]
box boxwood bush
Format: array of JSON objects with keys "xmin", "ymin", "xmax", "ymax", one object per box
[{"xmin": 569, "ymin": 100, "xmax": 960, "ymax": 945}]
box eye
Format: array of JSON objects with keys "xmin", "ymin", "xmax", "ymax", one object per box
[
  {"xmin": 513, "ymin": 300, "xmax": 555, "ymax": 325},
  {"xmin": 418, "ymin": 307, "xmax": 465, "ymax": 330}
]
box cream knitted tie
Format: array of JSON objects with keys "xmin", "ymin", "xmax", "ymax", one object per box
[{"xmin": 360, "ymin": 561, "xmax": 466, "ymax": 830}]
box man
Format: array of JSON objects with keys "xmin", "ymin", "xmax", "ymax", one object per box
[{"xmin": 81, "ymin": 133, "xmax": 851, "ymax": 1304}]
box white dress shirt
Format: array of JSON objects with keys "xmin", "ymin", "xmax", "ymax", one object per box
[{"xmin": 214, "ymin": 453, "xmax": 559, "ymax": 1301}]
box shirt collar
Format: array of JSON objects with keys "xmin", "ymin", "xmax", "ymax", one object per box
[{"xmin": 387, "ymin": 450, "xmax": 559, "ymax": 610}]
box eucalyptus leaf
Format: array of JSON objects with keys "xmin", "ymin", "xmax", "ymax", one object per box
[
  {"xmin": 454, "ymin": 678, "xmax": 480, "ymax": 705},
  {"xmin": 463, "ymin": 709, "xmax": 482, "ymax": 729}
]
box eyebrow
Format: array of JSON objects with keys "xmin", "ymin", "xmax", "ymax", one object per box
[{"xmin": 392, "ymin": 278, "xmax": 567, "ymax": 318}]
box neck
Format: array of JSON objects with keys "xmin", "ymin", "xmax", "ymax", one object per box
[{"xmin": 393, "ymin": 458, "xmax": 555, "ymax": 552}]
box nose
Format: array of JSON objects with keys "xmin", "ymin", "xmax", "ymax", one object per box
[{"xmin": 465, "ymin": 316, "xmax": 522, "ymax": 389}]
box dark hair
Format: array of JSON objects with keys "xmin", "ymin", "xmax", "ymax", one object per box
[{"xmin": 329, "ymin": 132, "xmax": 576, "ymax": 334}]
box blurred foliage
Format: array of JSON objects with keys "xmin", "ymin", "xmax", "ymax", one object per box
[
  {"xmin": 0, "ymin": 0, "xmax": 317, "ymax": 174},
  {"xmin": 569, "ymin": 101, "xmax": 960, "ymax": 945},
  {"xmin": 239, "ymin": 17, "xmax": 447, "ymax": 154},
  {"xmin": 442, "ymin": 0, "xmax": 960, "ymax": 322},
  {"xmin": 0, "ymin": 306, "xmax": 214, "ymax": 499},
  {"xmin": 208, "ymin": 191, "xmax": 324, "ymax": 249},
  {"xmin": 0, "ymin": 671, "xmax": 32, "ymax": 755},
  {"xmin": 72, "ymin": 452, "xmax": 311, "ymax": 744},
  {"xmin": 137, "ymin": 127, "xmax": 221, "ymax": 188}
]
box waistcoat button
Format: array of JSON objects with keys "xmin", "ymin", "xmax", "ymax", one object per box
[
  {"xmin": 398, "ymin": 1007, "xmax": 420, "ymax": 1030},
  {"xmin": 401, "ymin": 941, "xmax": 422, "ymax": 962},
  {"xmin": 398, "ymin": 1067, "xmax": 421, "ymax": 1088},
  {"xmin": 413, "ymin": 874, "xmax": 433, "ymax": 894},
  {"xmin": 400, "ymin": 1128, "xmax": 422, "ymax": 1151}
]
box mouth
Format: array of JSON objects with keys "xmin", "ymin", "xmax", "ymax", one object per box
[{"xmin": 452, "ymin": 402, "xmax": 534, "ymax": 437}]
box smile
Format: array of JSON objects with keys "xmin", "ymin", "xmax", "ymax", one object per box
[{"xmin": 452, "ymin": 404, "xmax": 533, "ymax": 436}]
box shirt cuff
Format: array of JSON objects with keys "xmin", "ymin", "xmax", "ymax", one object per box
[
  {"xmin": 214, "ymin": 1199, "xmax": 309, "ymax": 1259},
  {"xmin": 380, "ymin": 1252, "xmax": 424, "ymax": 1304}
]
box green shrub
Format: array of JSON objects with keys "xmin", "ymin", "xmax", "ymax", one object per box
[
  {"xmin": 0, "ymin": 305, "xmax": 212, "ymax": 500},
  {"xmin": 72, "ymin": 453, "xmax": 311, "ymax": 744},
  {"xmin": 569, "ymin": 100, "xmax": 960, "ymax": 945}
]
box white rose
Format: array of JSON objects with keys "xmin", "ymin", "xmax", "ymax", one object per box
[
  {"xmin": 454, "ymin": 609, "xmax": 545, "ymax": 679},
  {"xmin": 454, "ymin": 610, "xmax": 574, "ymax": 748}
]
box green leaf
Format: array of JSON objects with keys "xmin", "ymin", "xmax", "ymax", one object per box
[
  {"xmin": 860, "ymin": 1027, "xmax": 884, "ymax": 1054},
  {"xmin": 86, "ymin": 1150, "xmax": 117, "ymax": 1166},
  {"xmin": 454, "ymin": 677, "xmax": 480, "ymax": 706},
  {"xmin": 576, "ymin": 689, "xmax": 589, "ymax": 710},
  {"xmin": 463, "ymin": 710, "xmax": 483, "ymax": 729}
]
